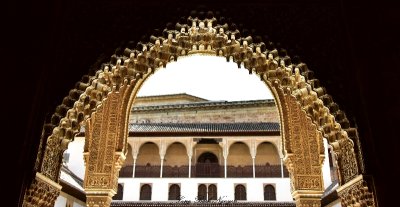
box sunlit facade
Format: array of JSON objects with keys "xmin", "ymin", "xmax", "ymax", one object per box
[{"xmin": 61, "ymin": 93, "xmax": 338, "ymax": 207}]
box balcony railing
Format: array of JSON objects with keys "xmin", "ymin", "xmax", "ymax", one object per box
[
  {"xmin": 193, "ymin": 163, "xmax": 222, "ymax": 177},
  {"xmin": 119, "ymin": 165, "xmax": 133, "ymax": 177},
  {"xmin": 119, "ymin": 164, "xmax": 289, "ymax": 178},
  {"xmin": 255, "ymin": 164, "xmax": 289, "ymax": 178},
  {"xmin": 135, "ymin": 165, "xmax": 161, "ymax": 177},
  {"xmin": 162, "ymin": 165, "xmax": 189, "ymax": 177}
]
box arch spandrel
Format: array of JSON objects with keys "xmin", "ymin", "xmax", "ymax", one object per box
[
  {"xmin": 283, "ymin": 94, "xmax": 325, "ymax": 190},
  {"xmin": 23, "ymin": 14, "xmax": 376, "ymax": 207}
]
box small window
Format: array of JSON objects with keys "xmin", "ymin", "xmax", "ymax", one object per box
[
  {"xmin": 198, "ymin": 184, "xmax": 218, "ymax": 201},
  {"xmin": 168, "ymin": 184, "xmax": 181, "ymax": 200},
  {"xmin": 208, "ymin": 184, "xmax": 217, "ymax": 200},
  {"xmin": 264, "ymin": 184, "xmax": 276, "ymax": 200},
  {"xmin": 197, "ymin": 184, "xmax": 207, "ymax": 200},
  {"xmin": 112, "ymin": 184, "xmax": 123, "ymax": 200},
  {"xmin": 140, "ymin": 184, "xmax": 152, "ymax": 200},
  {"xmin": 234, "ymin": 184, "xmax": 246, "ymax": 200}
]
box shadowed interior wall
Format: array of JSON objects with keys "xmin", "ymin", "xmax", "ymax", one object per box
[
  {"xmin": 255, "ymin": 142, "xmax": 280, "ymax": 165},
  {"xmin": 228, "ymin": 143, "xmax": 252, "ymax": 166},
  {"xmin": 137, "ymin": 143, "xmax": 160, "ymax": 165},
  {"xmin": 164, "ymin": 142, "xmax": 188, "ymax": 166}
]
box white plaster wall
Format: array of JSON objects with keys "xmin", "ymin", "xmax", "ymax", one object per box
[
  {"xmin": 54, "ymin": 192, "xmax": 86, "ymax": 207},
  {"xmin": 72, "ymin": 201, "xmax": 85, "ymax": 207},
  {"xmin": 54, "ymin": 195, "xmax": 67, "ymax": 207},
  {"xmin": 322, "ymin": 138, "xmax": 332, "ymax": 189},
  {"xmin": 325, "ymin": 199, "xmax": 342, "ymax": 207},
  {"xmin": 65, "ymin": 136, "xmax": 292, "ymax": 203},
  {"xmin": 118, "ymin": 178, "xmax": 292, "ymax": 202},
  {"xmin": 65, "ymin": 136, "xmax": 85, "ymax": 179}
]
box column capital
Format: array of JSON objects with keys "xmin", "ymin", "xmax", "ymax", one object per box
[
  {"xmin": 292, "ymin": 190, "xmax": 323, "ymax": 207},
  {"xmin": 337, "ymin": 175, "xmax": 376, "ymax": 207},
  {"xmin": 159, "ymin": 140, "xmax": 167, "ymax": 158},
  {"xmin": 86, "ymin": 191, "xmax": 113, "ymax": 207},
  {"xmin": 23, "ymin": 173, "xmax": 62, "ymax": 207}
]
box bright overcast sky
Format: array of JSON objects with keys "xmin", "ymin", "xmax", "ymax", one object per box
[{"xmin": 137, "ymin": 55, "xmax": 273, "ymax": 101}]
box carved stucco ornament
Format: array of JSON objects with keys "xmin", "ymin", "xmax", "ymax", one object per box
[{"xmin": 22, "ymin": 14, "xmax": 374, "ymax": 207}]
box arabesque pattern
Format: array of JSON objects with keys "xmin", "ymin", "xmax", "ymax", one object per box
[{"xmin": 23, "ymin": 14, "xmax": 374, "ymax": 207}]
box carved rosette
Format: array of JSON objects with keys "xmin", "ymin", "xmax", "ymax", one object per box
[
  {"xmin": 337, "ymin": 175, "xmax": 376, "ymax": 207},
  {"xmin": 23, "ymin": 173, "xmax": 62, "ymax": 207}
]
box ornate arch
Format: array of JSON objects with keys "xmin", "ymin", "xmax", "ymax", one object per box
[
  {"xmin": 227, "ymin": 141, "xmax": 252, "ymax": 154},
  {"xmin": 23, "ymin": 15, "xmax": 375, "ymax": 207}
]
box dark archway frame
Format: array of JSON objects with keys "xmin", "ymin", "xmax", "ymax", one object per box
[{"xmin": 22, "ymin": 15, "xmax": 375, "ymax": 207}]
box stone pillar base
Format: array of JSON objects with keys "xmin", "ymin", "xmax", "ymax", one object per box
[
  {"xmin": 23, "ymin": 173, "xmax": 62, "ymax": 207},
  {"xmin": 292, "ymin": 190, "xmax": 323, "ymax": 207}
]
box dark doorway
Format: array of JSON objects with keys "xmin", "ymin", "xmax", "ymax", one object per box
[{"xmin": 196, "ymin": 152, "xmax": 220, "ymax": 177}]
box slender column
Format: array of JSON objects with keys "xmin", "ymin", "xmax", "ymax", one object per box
[
  {"xmin": 159, "ymin": 140, "xmax": 166, "ymax": 178},
  {"xmin": 188, "ymin": 155, "xmax": 192, "ymax": 178},
  {"xmin": 224, "ymin": 157, "xmax": 227, "ymax": 178},
  {"xmin": 280, "ymin": 158, "xmax": 284, "ymax": 178},
  {"xmin": 160, "ymin": 157, "xmax": 164, "ymax": 178},
  {"xmin": 130, "ymin": 140, "xmax": 138, "ymax": 178},
  {"xmin": 250, "ymin": 139, "xmax": 256, "ymax": 178},
  {"xmin": 132, "ymin": 158, "xmax": 137, "ymax": 178},
  {"xmin": 252, "ymin": 157, "xmax": 256, "ymax": 178},
  {"xmin": 221, "ymin": 139, "xmax": 228, "ymax": 178}
]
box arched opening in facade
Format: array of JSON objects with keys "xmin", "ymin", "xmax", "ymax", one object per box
[
  {"xmin": 168, "ymin": 184, "xmax": 181, "ymax": 201},
  {"xmin": 136, "ymin": 142, "xmax": 160, "ymax": 177},
  {"xmin": 163, "ymin": 142, "xmax": 188, "ymax": 177},
  {"xmin": 227, "ymin": 142, "xmax": 252, "ymax": 177},
  {"xmin": 208, "ymin": 184, "xmax": 217, "ymax": 201},
  {"xmin": 196, "ymin": 152, "xmax": 219, "ymax": 177},
  {"xmin": 139, "ymin": 184, "xmax": 152, "ymax": 201},
  {"xmin": 112, "ymin": 184, "xmax": 123, "ymax": 200},
  {"xmin": 22, "ymin": 14, "xmax": 377, "ymax": 207},
  {"xmin": 255, "ymin": 142, "xmax": 286, "ymax": 177},
  {"xmin": 264, "ymin": 184, "xmax": 276, "ymax": 201},
  {"xmin": 234, "ymin": 184, "xmax": 247, "ymax": 201},
  {"xmin": 197, "ymin": 184, "xmax": 207, "ymax": 200},
  {"xmin": 197, "ymin": 184, "xmax": 218, "ymax": 201}
]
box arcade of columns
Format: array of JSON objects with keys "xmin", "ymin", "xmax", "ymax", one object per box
[
  {"xmin": 125, "ymin": 137, "xmax": 284, "ymax": 179},
  {"xmin": 22, "ymin": 15, "xmax": 376, "ymax": 207}
]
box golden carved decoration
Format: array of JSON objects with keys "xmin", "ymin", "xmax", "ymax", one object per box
[
  {"xmin": 331, "ymin": 137, "xmax": 359, "ymax": 184},
  {"xmin": 86, "ymin": 194, "xmax": 112, "ymax": 207},
  {"xmin": 23, "ymin": 173, "xmax": 62, "ymax": 207},
  {"xmin": 295, "ymin": 199, "xmax": 322, "ymax": 207},
  {"xmin": 25, "ymin": 14, "xmax": 373, "ymax": 207},
  {"xmin": 282, "ymin": 95, "xmax": 324, "ymax": 205},
  {"xmin": 83, "ymin": 91, "xmax": 127, "ymax": 205},
  {"xmin": 284, "ymin": 95, "xmax": 324, "ymax": 190},
  {"xmin": 292, "ymin": 190, "xmax": 323, "ymax": 207},
  {"xmin": 337, "ymin": 175, "xmax": 375, "ymax": 207}
]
